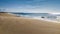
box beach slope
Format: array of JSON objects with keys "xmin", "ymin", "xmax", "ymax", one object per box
[{"xmin": 0, "ymin": 13, "xmax": 60, "ymax": 34}]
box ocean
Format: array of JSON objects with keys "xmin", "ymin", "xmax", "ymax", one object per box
[
  {"xmin": 12, "ymin": 13, "xmax": 58, "ymax": 21},
  {"xmin": 9, "ymin": 12, "xmax": 60, "ymax": 22}
]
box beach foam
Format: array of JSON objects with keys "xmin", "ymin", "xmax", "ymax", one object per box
[{"xmin": 23, "ymin": 17, "xmax": 60, "ymax": 23}]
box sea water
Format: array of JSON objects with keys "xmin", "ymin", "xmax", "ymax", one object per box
[{"xmin": 12, "ymin": 13, "xmax": 60, "ymax": 22}]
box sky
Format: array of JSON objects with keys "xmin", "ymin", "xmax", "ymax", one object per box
[{"xmin": 0, "ymin": 0, "xmax": 60, "ymax": 13}]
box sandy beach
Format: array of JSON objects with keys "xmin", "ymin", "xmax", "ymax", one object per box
[{"xmin": 0, "ymin": 13, "xmax": 60, "ymax": 34}]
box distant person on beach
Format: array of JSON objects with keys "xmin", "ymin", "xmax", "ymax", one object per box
[{"xmin": 41, "ymin": 16, "xmax": 45, "ymax": 18}]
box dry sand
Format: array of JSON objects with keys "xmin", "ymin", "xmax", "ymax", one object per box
[{"xmin": 0, "ymin": 13, "xmax": 60, "ymax": 34}]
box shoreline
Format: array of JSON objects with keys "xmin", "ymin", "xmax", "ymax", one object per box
[
  {"xmin": 0, "ymin": 13, "xmax": 60, "ymax": 34},
  {"xmin": 19, "ymin": 17, "xmax": 60, "ymax": 23}
]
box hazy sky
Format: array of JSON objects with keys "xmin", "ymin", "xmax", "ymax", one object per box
[{"xmin": 0, "ymin": 0, "xmax": 60, "ymax": 13}]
